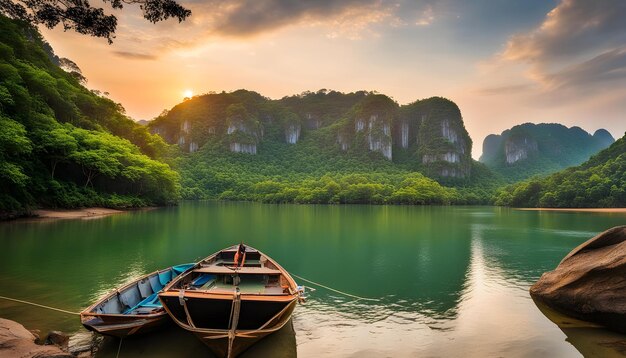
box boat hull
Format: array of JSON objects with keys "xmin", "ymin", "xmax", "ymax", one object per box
[
  {"xmin": 158, "ymin": 245, "xmax": 300, "ymax": 357},
  {"xmin": 161, "ymin": 297, "xmax": 297, "ymax": 357},
  {"xmin": 81, "ymin": 313, "xmax": 168, "ymax": 337},
  {"xmin": 80, "ymin": 263, "xmax": 194, "ymax": 338},
  {"xmin": 160, "ymin": 294, "xmax": 294, "ymax": 330}
]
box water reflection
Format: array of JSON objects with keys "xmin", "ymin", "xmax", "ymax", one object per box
[
  {"xmin": 533, "ymin": 300, "xmax": 626, "ymax": 357},
  {"xmin": 1, "ymin": 202, "xmax": 626, "ymax": 357},
  {"xmin": 294, "ymin": 221, "xmax": 580, "ymax": 357},
  {"xmin": 94, "ymin": 320, "xmax": 296, "ymax": 357}
]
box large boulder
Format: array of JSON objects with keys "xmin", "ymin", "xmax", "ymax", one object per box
[
  {"xmin": 530, "ymin": 226, "xmax": 626, "ymax": 333},
  {"xmin": 0, "ymin": 318, "xmax": 71, "ymax": 357}
]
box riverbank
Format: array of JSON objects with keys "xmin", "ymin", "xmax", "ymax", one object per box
[
  {"xmin": 0, "ymin": 318, "xmax": 76, "ymax": 357},
  {"xmin": 0, "ymin": 206, "xmax": 158, "ymax": 222},
  {"xmin": 34, "ymin": 207, "xmax": 125, "ymax": 220},
  {"xmin": 517, "ymin": 208, "xmax": 626, "ymax": 213}
]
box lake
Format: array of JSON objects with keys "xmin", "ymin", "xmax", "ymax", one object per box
[{"xmin": 1, "ymin": 202, "xmax": 625, "ymax": 357}]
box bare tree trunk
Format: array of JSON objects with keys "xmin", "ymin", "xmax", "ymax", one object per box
[
  {"xmin": 51, "ymin": 160, "xmax": 58, "ymax": 180},
  {"xmin": 84, "ymin": 170, "xmax": 95, "ymax": 188}
]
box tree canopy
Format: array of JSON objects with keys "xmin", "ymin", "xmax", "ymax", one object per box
[
  {"xmin": 0, "ymin": 15, "xmax": 180, "ymax": 216},
  {"xmin": 493, "ymin": 133, "xmax": 626, "ymax": 208},
  {"xmin": 0, "ymin": 0, "xmax": 191, "ymax": 43}
]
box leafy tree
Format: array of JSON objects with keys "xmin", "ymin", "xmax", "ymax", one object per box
[
  {"xmin": 0, "ymin": 15, "xmax": 181, "ymax": 215},
  {"xmin": 0, "ymin": 0, "xmax": 191, "ymax": 43},
  {"xmin": 493, "ymin": 133, "xmax": 626, "ymax": 208},
  {"xmin": 33, "ymin": 123, "xmax": 77, "ymax": 179},
  {"xmin": 0, "ymin": 114, "xmax": 31, "ymax": 186}
]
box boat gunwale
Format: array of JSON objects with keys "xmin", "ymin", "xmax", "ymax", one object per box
[
  {"xmin": 158, "ymin": 244, "xmax": 299, "ymax": 332},
  {"xmin": 158, "ymin": 245, "xmax": 298, "ymax": 298}
]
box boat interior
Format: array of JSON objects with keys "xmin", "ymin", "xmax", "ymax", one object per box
[
  {"xmin": 172, "ymin": 248, "xmax": 293, "ymax": 295},
  {"xmin": 88, "ymin": 264, "xmax": 194, "ymax": 315}
]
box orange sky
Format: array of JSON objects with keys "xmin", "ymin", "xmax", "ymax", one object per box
[{"xmin": 40, "ymin": 0, "xmax": 626, "ymax": 158}]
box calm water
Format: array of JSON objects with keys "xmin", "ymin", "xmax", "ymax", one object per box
[{"xmin": 1, "ymin": 202, "xmax": 625, "ymax": 357}]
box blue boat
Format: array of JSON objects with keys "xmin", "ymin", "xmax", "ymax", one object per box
[{"xmin": 80, "ymin": 263, "xmax": 194, "ymax": 337}]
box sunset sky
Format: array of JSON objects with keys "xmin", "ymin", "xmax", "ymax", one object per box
[{"xmin": 41, "ymin": 0, "xmax": 626, "ymax": 158}]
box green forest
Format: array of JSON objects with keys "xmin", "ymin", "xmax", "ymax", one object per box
[
  {"xmin": 480, "ymin": 123, "xmax": 615, "ymax": 182},
  {"xmin": 175, "ymin": 134, "xmax": 498, "ymax": 205},
  {"xmin": 0, "ymin": 16, "xmax": 179, "ymax": 217},
  {"xmin": 493, "ymin": 134, "xmax": 626, "ymax": 208},
  {"xmin": 0, "ymin": 15, "xmax": 624, "ymax": 217}
]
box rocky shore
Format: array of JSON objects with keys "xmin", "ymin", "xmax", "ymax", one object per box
[
  {"xmin": 531, "ymin": 226, "xmax": 626, "ymax": 333},
  {"xmin": 0, "ymin": 318, "xmax": 70, "ymax": 357},
  {"xmin": 0, "ymin": 318, "xmax": 97, "ymax": 357}
]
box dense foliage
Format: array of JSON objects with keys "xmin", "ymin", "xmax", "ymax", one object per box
[
  {"xmin": 0, "ymin": 0, "xmax": 190, "ymax": 43},
  {"xmin": 8, "ymin": 13, "xmax": 621, "ymax": 213},
  {"xmin": 493, "ymin": 133, "xmax": 626, "ymax": 208},
  {"xmin": 175, "ymin": 130, "xmax": 498, "ymax": 205},
  {"xmin": 481, "ymin": 123, "xmax": 614, "ymax": 182},
  {"xmin": 0, "ymin": 16, "xmax": 180, "ymax": 215}
]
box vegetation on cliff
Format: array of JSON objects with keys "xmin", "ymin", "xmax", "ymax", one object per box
[
  {"xmin": 174, "ymin": 132, "xmax": 497, "ymax": 205},
  {"xmin": 4, "ymin": 14, "xmax": 620, "ymax": 212},
  {"xmin": 0, "ymin": 16, "xmax": 180, "ymax": 215},
  {"xmin": 481, "ymin": 123, "xmax": 614, "ymax": 182},
  {"xmin": 493, "ymin": 133, "xmax": 626, "ymax": 208},
  {"xmin": 151, "ymin": 89, "xmax": 497, "ymax": 204}
]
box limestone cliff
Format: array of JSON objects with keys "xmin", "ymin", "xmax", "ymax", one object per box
[
  {"xmin": 340, "ymin": 94, "xmax": 396, "ymax": 160},
  {"xmin": 225, "ymin": 104, "xmax": 262, "ymax": 154},
  {"xmin": 399, "ymin": 97, "xmax": 472, "ymax": 178},
  {"xmin": 148, "ymin": 90, "xmax": 475, "ymax": 180},
  {"xmin": 277, "ymin": 109, "xmax": 302, "ymax": 144},
  {"xmin": 504, "ymin": 135, "xmax": 538, "ymax": 164},
  {"xmin": 481, "ymin": 134, "xmax": 502, "ymax": 164},
  {"xmin": 593, "ymin": 129, "xmax": 615, "ymax": 148},
  {"xmin": 480, "ymin": 123, "xmax": 615, "ymax": 181},
  {"xmin": 148, "ymin": 90, "xmax": 268, "ymax": 154}
]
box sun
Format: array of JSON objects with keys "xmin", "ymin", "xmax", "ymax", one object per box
[{"xmin": 183, "ymin": 89, "xmax": 193, "ymax": 98}]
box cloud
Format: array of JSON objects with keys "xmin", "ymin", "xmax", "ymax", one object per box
[
  {"xmin": 415, "ymin": 5, "xmax": 435, "ymax": 26},
  {"xmin": 210, "ymin": 0, "xmax": 380, "ymax": 36},
  {"xmin": 113, "ymin": 51, "xmax": 158, "ymax": 60},
  {"xmin": 474, "ymin": 83, "xmax": 533, "ymax": 96},
  {"xmin": 543, "ymin": 48, "xmax": 626, "ymax": 90},
  {"xmin": 180, "ymin": 0, "xmax": 439, "ymax": 38},
  {"xmin": 503, "ymin": 0, "xmax": 626, "ymax": 64},
  {"xmin": 494, "ymin": 0, "xmax": 626, "ymax": 97}
]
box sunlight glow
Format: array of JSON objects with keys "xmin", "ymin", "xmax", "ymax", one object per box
[{"xmin": 183, "ymin": 89, "xmax": 193, "ymax": 98}]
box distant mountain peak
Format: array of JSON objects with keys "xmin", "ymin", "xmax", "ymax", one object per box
[
  {"xmin": 148, "ymin": 90, "xmax": 474, "ymax": 180},
  {"xmin": 593, "ymin": 129, "xmax": 615, "ymax": 145},
  {"xmin": 480, "ymin": 123, "xmax": 615, "ymax": 181}
]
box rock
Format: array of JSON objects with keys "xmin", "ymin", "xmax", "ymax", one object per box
[
  {"xmin": 480, "ymin": 123, "xmax": 615, "ymax": 180},
  {"xmin": 284, "ymin": 123, "xmax": 301, "ymax": 144},
  {"xmin": 0, "ymin": 318, "xmax": 72, "ymax": 357},
  {"xmin": 406, "ymin": 97, "xmax": 472, "ymax": 178},
  {"xmin": 504, "ymin": 135, "xmax": 537, "ymax": 164},
  {"xmin": 593, "ymin": 129, "xmax": 615, "ymax": 148},
  {"xmin": 45, "ymin": 331, "xmax": 69, "ymax": 350},
  {"xmin": 530, "ymin": 226, "xmax": 626, "ymax": 333}
]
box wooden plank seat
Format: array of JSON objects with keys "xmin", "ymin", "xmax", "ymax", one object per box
[
  {"xmin": 194, "ymin": 266, "xmax": 281, "ymax": 275},
  {"xmin": 213, "ymin": 259, "xmax": 262, "ymax": 267}
]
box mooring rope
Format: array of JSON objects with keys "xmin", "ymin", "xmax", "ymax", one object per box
[
  {"xmin": 290, "ymin": 273, "xmax": 380, "ymax": 302},
  {"xmin": 0, "ymin": 295, "xmax": 80, "ymax": 315},
  {"xmin": 116, "ymin": 337, "xmax": 123, "ymax": 358}
]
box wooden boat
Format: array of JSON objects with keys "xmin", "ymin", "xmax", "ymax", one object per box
[
  {"xmin": 159, "ymin": 244, "xmax": 300, "ymax": 358},
  {"xmin": 80, "ymin": 263, "xmax": 194, "ymax": 337}
]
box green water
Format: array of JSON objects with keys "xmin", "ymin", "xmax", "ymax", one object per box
[{"xmin": 1, "ymin": 202, "xmax": 625, "ymax": 357}]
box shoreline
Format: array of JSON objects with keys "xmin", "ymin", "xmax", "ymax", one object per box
[
  {"xmin": 517, "ymin": 208, "xmax": 626, "ymax": 213},
  {"xmin": 13, "ymin": 206, "xmax": 159, "ymax": 222},
  {"xmin": 5, "ymin": 205, "xmax": 626, "ymax": 222},
  {"xmin": 34, "ymin": 207, "xmax": 126, "ymax": 220}
]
